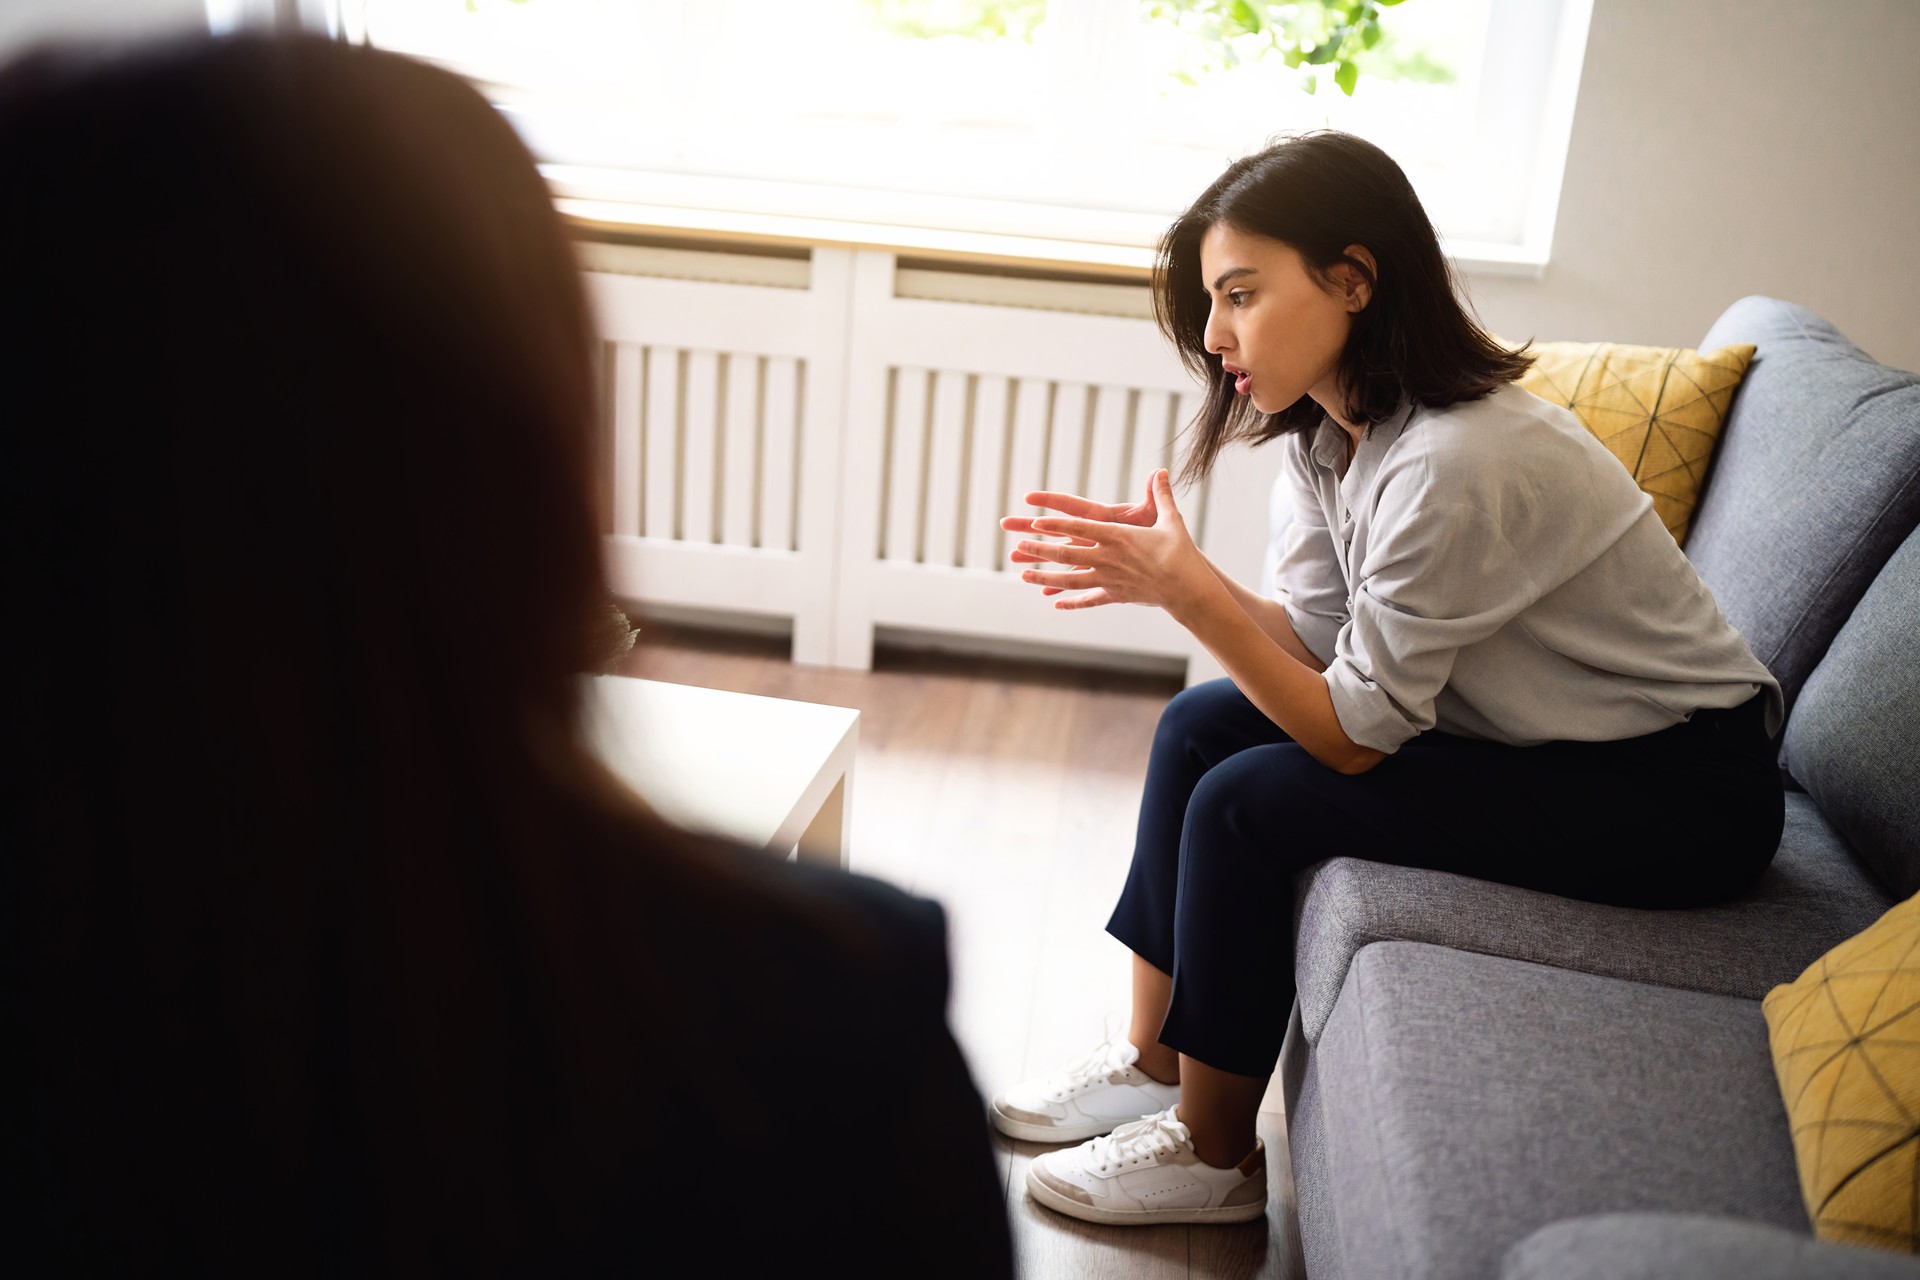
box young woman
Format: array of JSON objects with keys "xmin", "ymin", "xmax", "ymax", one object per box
[
  {"xmin": 0, "ymin": 37, "xmax": 1010, "ymax": 1274},
  {"xmin": 991, "ymin": 131, "xmax": 1784, "ymax": 1227}
]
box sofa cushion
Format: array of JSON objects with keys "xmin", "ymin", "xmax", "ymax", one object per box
[
  {"xmin": 1517, "ymin": 338, "xmax": 1754, "ymax": 545},
  {"xmin": 1683, "ymin": 297, "xmax": 1920, "ymax": 717},
  {"xmin": 1782, "ymin": 525, "xmax": 1920, "ymax": 894},
  {"xmin": 1502, "ymin": 1214, "xmax": 1920, "ymax": 1280},
  {"xmin": 1292, "ymin": 791, "xmax": 1892, "ymax": 1043},
  {"xmin": 1764, "ymin": 891, "xmax": 1920, "ymax": 1252},
  {"xmin": 1307, "ymin": 943, "xmax": 1805, "ymax": 1280}
]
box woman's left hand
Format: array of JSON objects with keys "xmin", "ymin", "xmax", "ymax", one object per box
[{"xmin": 1013, "ymin": 470, "xmax": 1209, "ymax": 613}]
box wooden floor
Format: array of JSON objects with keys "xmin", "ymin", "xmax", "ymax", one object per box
[{"xmin": 619, "ymin": 621, "xmax": 1304, "ymax": 1280}]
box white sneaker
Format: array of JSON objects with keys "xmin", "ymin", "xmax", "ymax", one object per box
[
  {"xmin": 989, "ymin": 1039, "xmax": 1181, "ymax": 1143},
  {"xmin": 1026, "ymin": 1108, "xmax": 1267, "ymax": 1226}
]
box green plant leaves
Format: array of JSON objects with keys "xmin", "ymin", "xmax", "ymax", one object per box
[
  {"xmin": 848, "ymin": 0, "xmax": 1438, "ymax": 97},
  {"xmin": 1144, "ymin": 0, "xmax": 1436, "ymax": 97}
]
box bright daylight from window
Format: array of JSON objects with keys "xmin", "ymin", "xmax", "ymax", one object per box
[{"xmin": 343, "ymin": 0, "xmax": 1584, "ymax": 265}]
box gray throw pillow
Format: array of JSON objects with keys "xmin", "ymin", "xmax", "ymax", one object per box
[
  {"xmin": 1684, "ymin": 297, "xmax": 1920, "ymax": 720},
  {"xmin": 1782, "ymin": 525, "xmax": 1920, "ymax": 897}
]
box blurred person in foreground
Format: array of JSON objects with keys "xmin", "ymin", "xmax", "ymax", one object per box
[{"xmin": 0, "ymin": 35, "xmax": 1011, "ymax": 1275}]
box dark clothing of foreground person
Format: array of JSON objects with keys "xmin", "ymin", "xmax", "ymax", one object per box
[{"xmin": 0, "ymin": 35, "xmax": 1010, "ymax": 1275}]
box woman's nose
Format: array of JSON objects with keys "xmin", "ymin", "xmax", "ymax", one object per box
[{"xmin": 1203, "ymin": 306, "xmax": 1230, "ymax": 355}]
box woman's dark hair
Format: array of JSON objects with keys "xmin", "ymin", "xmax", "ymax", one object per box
[
  {"xmin": 0, "ymin": 35, "xmax": 736, "ymax": 1270},
  {"xmin": 1152, "ymin": 130, "xmax": 1532, "ymax": 483}
]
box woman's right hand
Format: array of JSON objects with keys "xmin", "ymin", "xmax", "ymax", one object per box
[{"xmin": 1001, "ymin": 473, "xmax": 1160, "ymax": 595}]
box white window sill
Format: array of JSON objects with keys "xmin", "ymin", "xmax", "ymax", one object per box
[{"xmin": 547, "ymin": 167, "xmax": 1549, "ymax": 282}]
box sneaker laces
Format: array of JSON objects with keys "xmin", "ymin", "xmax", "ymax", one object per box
[
  {"xmin": 1042, "ymin": 1038, "xmax": 1137, "ymax": 1102},
  {"xmin": 1087, "ymin": 1109, "xmax": 1191, "ymax": 1173}
]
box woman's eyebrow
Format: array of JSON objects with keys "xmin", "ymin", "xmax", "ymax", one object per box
[{"xmin": 1210, "ymin": 266, "xmax": 1257, "ymax": 291}]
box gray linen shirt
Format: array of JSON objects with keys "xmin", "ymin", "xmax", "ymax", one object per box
[{"xmin": 1273, "ymin": 382, "xmax": 1784, "ymax": 754}]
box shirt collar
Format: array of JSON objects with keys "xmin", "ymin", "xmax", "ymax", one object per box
[
  {"xmin": 1309, "ymin": 417, "xmax": 1348, "ymax": 470},
  {"xmin": 1309, "ymin": 399, "xmax": 1416, "ymax": 470}
]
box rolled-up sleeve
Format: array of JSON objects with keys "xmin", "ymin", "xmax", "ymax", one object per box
[
  {"xmin": 1324, "ymin": 501, "xmax": 1540, "ymax": 753},
  {"xmin": 1271, "ymin": 441, "xmax": 1348, "ymax": 667}
]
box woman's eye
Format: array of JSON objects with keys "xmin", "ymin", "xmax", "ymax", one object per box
[{"xmin": 1228, "ymin": 291, "xmax": 1250, "ymax": 308}]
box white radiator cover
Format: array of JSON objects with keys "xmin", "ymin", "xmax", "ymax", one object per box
[{"xmin": 585, "ymin": 248, "xmax": 1283, "ymax": 685}]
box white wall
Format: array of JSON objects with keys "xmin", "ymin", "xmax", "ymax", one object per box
[
  {"xmin": 1462, "ymin": 0, "xmax": 1920, "ymax": 372},
  {"xmin": 0, "ymin": 0, "xmax": 207, "ymax": 54}
]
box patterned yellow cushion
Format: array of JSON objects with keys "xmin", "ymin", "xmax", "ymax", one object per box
[
  {"xmin": 1763, "ymin": 892, "xmax": 1920, "ymax": 1253},
  {"xmin": 1514, "ymin": 340, "xmax": 1755, "ymax": 546}
]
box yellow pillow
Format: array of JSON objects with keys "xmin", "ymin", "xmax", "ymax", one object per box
[
  {"xmin": 1514, "ymin": 339, "xmax": 1755, "ymax": 546},
  {"xmin": 1764, "ymin": 892, "xmax": 1920, "ymax": 1253}
]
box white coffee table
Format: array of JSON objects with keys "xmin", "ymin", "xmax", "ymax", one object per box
[{"xmin": 583, "ymin": 675, "xmax": 859, "ymax": 868}]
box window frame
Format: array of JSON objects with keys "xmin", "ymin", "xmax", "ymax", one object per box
[{"xmin": 292, "ymin": 0, "xmax": 1592, "ymax": 278}]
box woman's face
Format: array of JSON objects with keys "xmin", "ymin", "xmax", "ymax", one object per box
[{"xmin": 1197, "ymin": 222, "xmax": 1366, "ymax": 422}]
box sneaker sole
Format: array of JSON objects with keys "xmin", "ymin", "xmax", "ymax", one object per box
[
  {"xmin": 988, "ymin": 1101, "xmax": 1140, "ymax": 1144},
  {"xmin": 1024, "ymin": 1166, "xmax": 1267, "ymax": 1226}
]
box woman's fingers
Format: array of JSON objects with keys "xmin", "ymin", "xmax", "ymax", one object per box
[
  {"xmin": 1010, "ymin": 547, "xmax": 1087, "ymax": 564},
  {"xmin": 1002, "ymin": 486, "xmax": 1157, "ymax": 545},
  {"xmin": 1005, "ymin": 513, "xmax": 1102, "ymax": 565},
  {"xmin": 1027, "ymin": 515, "xmax": 1110, "ymax": 542},
  {"xmin": 1015, "ymin": 539, "xmax": 1103, "ymax": 566},
  {"xmin": 1002, "ymin": 515, "xmax": 1095, "ymax": 542},
  {"xmin": 1053, "ymin": 586, "xmax": 1115, "ymax": 610},
  {"xmin": 1150, "ymin": 469, "xmax": 1190, "ymax": 535},
  {"xmin": 1003, "ymin": 472, "xmax": 1190, "ymax": 611},
  {"xmin": 1020, "ymin": 567, "xmax": 1095, "ymax": 590},
  {"xmin": 1020, "ymin": 490, "xmax": 1119, "ymax": 521},
  {"xmin": 1029, "ymin": 566, "xmax": 1096, "ymax": 595}
]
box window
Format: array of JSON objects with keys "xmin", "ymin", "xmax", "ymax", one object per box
[{"xmin": 329, "ymin": 0, "xmax": 1591, "ymax": 271}]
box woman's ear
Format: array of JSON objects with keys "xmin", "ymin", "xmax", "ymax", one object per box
[{"xmin": 1337, "ymin": 244, "xmax": 1377, "ymax": 312}]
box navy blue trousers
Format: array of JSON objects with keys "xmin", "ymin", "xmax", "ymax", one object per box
[{"xmin": 1105, "ymin": 679, "xmax": 1785, "ymax": 1078}]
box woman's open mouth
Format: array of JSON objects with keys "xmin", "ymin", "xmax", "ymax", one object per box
[{"xmin": 1224, "ymin": 364, "xmax": 1251, "ymax": 395}]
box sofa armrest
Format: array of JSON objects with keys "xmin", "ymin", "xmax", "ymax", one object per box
[{"xmin": 1501, "ymin": 1214, "xmax": 1920, "ymax": 1280}]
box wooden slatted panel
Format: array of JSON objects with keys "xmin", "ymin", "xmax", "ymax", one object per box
[
  {"xmin": 1083, "ymin": 384, "xmax": 1132, "ymax": 506},
  {"xmin": 1044, "ymin": 381, "xmax": 1089, "ymax": 500},
  {"xmin": 1005, "ymin": 377, "xmax": 1052, "ymax": 563},
  {"xmin": 610, "ymin": 343, "xmax": 644, "ymax": 538},
  {"xmin": 760, "ymin": 356, "xmax": 799, "ymax": 552},
  {"xmin": 1128, "ymin": 389, "xmax": 1175, "ymax": 497},
  {"xmin": 592, "ymin": 342, "xmax": 614, "ymax": 535},
  {"xmin": 922, "ymin": 370, "xmax": 970, "ymax": 569},
  {"xmin": 882, "ymin": 367, "xmax": 930, "ymax": 562},
  {"xmin": 643, "ymin": 345, "xmax": 680, "ymax": 541},
  {"xmin": 962, "ymin": 374, "xmax": 1010, "ymax": 571},
  {"xmin": 1176, "ymin": 390, "xmax": 1208, "ymax": 544},
  {"xmin": 866, "ymin": 292, "xmax": 1203, "ymax": 394},
  {"xmin": 682, "ymin": 349, "xmax": 720, "ymax": 544},
  {"xmin": 721, "ymin": 352, "xmax": 758, "ymax": 548}
]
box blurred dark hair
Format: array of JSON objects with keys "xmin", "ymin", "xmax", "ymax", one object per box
[
  {"xmin": 1152, "ymin": 130, "xmax": 1532, "ymax": 484},
  {"xmin": 0, "ymin": 35, "xmax": 715, "ymax": 1270}
]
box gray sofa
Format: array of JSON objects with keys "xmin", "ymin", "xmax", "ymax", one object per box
[{"xmin": 1275, "ymin": 297, "xmax": 1920, "ymax": 1278}]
